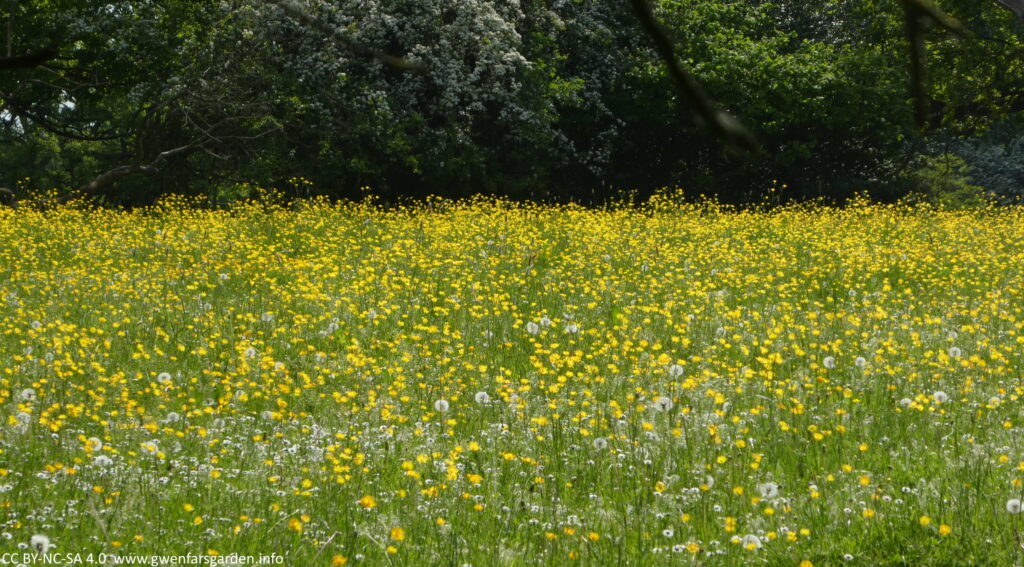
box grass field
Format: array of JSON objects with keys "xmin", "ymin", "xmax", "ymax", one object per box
[{"xmin": 1, "ymin": 196, "xmax": 1023, "ymax": 565}]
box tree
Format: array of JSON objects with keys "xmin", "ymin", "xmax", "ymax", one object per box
[
  {"xmin": 1, "ymin": 1, "xmax": 279, "ymax": 203},
  {"xmin": 2, "ymin": 0, "xmax": 1024, "ymax": 205}
]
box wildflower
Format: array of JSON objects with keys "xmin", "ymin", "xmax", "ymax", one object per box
[
  {"xmin": 823, "ymin": 356, "xmax": 836, "ymax": 369},
  {"xmin": 434, "ymin": 399, "xmax": 450, "ymax": 412},
  {"xmin": 157, "ymin": 372, "xmax": 173, "ymax": 385},
  {"xmin": 740, "ymin": 534, "xmax": 762, "ymax": 550},
  {"xmin": 474, "ymin": 391, "xmax": 490, "ymax": 404},
  {"xmin": 244, "ymin": 348, "xmax": 257, "ymax": 358},
  {"xmin": 564, "ymin": 323, "xmax": 579, "ymax": 334},
  {"xmin": 653, "ymin": 397, "xmax": 674, "ymax": 412},
  {"xmin": 668, "ymin": 364, "xmax": 684, "ymax": 377},
  {"xmin": 359, "ymin": 495, "xmax": 377, "ymax": 509},
  {"xmin": 948, "ymin": 346, "xmax": 962, "ymax": 358},
  {"xmin": 757, "ymin": 482, "xmax": 780, "ymax": 499},
  {"xmin": 539, "ymin": 316, "xmax": 551, "ymax": 327},
  {"xmin": 592, "ymin": 437, "xmax": 608, "ymax": 450},
  {"xmin": 938, "ymin": 524, "xmax": 951, "ymax": 536},
  {"xmin": 30, "ymin": 534, "xmax": 53, "ymax": 553},
  {"xmin": 1007, "ymin": 498, "xmax": 1022, "ymax": 513},
  {"xmin": 933, "ymin": 391, "xmax": 949, "ymax": 404},
  {"xmin": 390, "ymin": 526, "xmax": 405, "ymax": 541},
  {"xmin": 662, "ymin": 528, "xmax": 674, "ymax": 538},
  {"xmin": 525, "ymin": 322, "xmax": 540, "ymax": 335},
  {"xmin": 19, "ymin": 388, "xmax": 37, "ymax": 401},
  {"xmin": 854, "ymin": 356, "xmax": 867, "ymax": 368},
  {"xmin": 93, "ymin": 455, "xmax": 113, "ymax": 467}
]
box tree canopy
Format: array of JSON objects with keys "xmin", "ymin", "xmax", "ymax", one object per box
[{"xmin": 2, "ymin": 0, "xmax": 1023, "ymax": 205}]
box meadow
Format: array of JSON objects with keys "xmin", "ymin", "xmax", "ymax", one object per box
[{"xmin": 1, "ymin": 195, "xmax": 1023, "ymax": 566}]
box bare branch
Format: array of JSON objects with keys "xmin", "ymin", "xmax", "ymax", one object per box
[
  {"xmin": 3, "ymin": 101, "xmax": 121, "ymax": 141},
  {"xmin": 0, "ymin": 45, "xmax": 58, "ymax": 71},
  {"xmin": 904, "ymin": 0, "xmax": 968, "ymax": 35},
  {"xmin": 265, "ymin": 0, "xmax": 424, "ymax": 72},
  {"xmin": 629, "ymin": 0, "xmax": 760, "ymax": 154},
  {"xmin": 73, "ymin": 143, "xmax": 202, "ymax": 198}
]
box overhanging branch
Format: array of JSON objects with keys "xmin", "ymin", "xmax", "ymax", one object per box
[
  {"xmin": 995, "ymin": 0, "xmax": 1024, "ymax": 20},
  {"xmin": 73, "ymin": 143, "xmax": 201, "ymax": 199},
  {"xmin": 0, "ymin": 45, "xmax": 59, "ymax": 71},
  {"xmin": 629, "ymin": 0, "xmax": 760, "ymax": 154}
]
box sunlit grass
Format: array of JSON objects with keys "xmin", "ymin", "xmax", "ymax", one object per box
[{"xmin": 1, "ymin": 194, "xmax": 1023, "ymax": 565}]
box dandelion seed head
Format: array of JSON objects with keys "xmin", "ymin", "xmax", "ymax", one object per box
[
  {"xmin": 758, "ymin": 482, "xmax": 780, "ymax": 499},
  {"xmin": 29, "ymin": 534, "xmax": 52, "ymax": 553},
  {"xmin": 740, "ymin": 534, "xmax": 762, "ymax": 550},
  {"xmin": 653, "ymin": 396, "xmax": 674, "ymax": 412}
]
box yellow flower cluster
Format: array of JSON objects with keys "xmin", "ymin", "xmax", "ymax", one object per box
[{"xmin": 0, "ymin": 197, "xmax": 1020, "ymax": 564}]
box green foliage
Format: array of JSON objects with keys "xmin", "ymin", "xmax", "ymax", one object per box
[
  {"xmin": 904, "ymin": 153, "xmax": 991, "ymax": 208},
  {"xmin": 1, "ymin": 0, "xmax": 1023, "ymax": 205},
  {"xmin": 946, "ymin": 119, "xmax": 1024, "ymax": 202}
]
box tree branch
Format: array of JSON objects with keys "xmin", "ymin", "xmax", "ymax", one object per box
[
  {"xmin": 995, "ymin": 0, "xmax": 1024, "ymax": 21},
  {"xmin": 0, "ymin": 45, "xmax": 58, "ymax": 71},
  {"xmin": 629, "ymin": 0, "xmax": 760, "ymax": 154},
  {"xmin": 901, "ymin": 0, "xmax": 969, "ymax": 129},
  {"xmin": 72, "ymin": 143, "xmax": 201, "ymax": 199}
]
